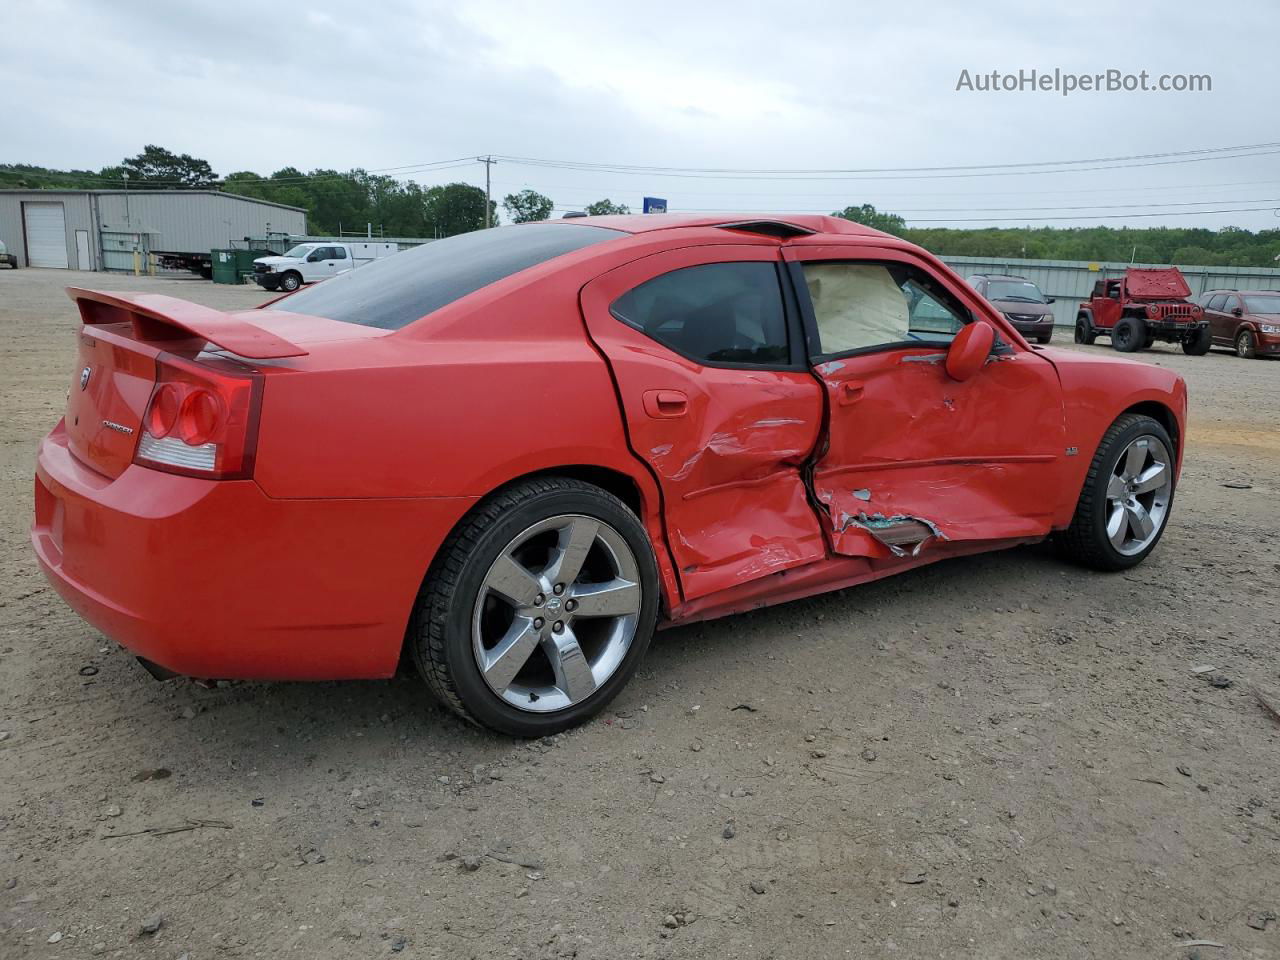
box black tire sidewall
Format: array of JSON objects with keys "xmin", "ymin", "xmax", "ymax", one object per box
[
  {"xmin": 281, "ymin": 273, "xmax": 301, "ymax": 291},
  {"xmin": 1237, "ymin": 331, "xmax": 1254, "ymax": 359},
  {"xmin": 1083, "ymin": 417, "xmax": 1176, "ymax": 569},
  {"xmin": 435, "ymin": 488, "xmax": 659, "ymax": 737},
  {"xmin": 1113, "ymin": 317, "xmax": 1144, "ymax": 352}
]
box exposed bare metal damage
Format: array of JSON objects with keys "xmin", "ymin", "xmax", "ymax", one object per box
[{"xmin": 835, "ymin": 511, "xmax": 947, "ymax": 557}]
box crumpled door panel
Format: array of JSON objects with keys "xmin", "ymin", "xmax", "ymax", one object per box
[
  {"xmin": 580, "ymin": 246, "xmax": 827, "ymax": 601},
  {"xmin": 812, "ymin": 348, "xmax": 1067, "ymax": 559}
]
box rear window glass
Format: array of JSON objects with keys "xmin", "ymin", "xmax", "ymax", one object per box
[{"xmin": 269, "ymin": 223, "xmax": 622, "ymax": 329}]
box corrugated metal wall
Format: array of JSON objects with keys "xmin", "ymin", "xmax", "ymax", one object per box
[
  {"xmin": 0, "ymin": 193, "xmax": 95, "ymax": 268},
  {"xmin": 0, "ymin": 190, "xmax": 306, "ymax": 269},
  {"xmin": 939, "ymin": 254, "xmax": 1280, "ymax": 327},
  {"xmin": 92, "ymin": 192, "xmax": 306, "ymax": 254}
]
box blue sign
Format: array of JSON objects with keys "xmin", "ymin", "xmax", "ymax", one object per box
[{"xmin": 643, "ymin": 197, "xmax": 668, "ymax": 214}]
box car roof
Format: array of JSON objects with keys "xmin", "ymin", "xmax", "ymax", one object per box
[
  {"xmin": 545, "ymin": 212, "xmax": 892, "ymax": 239},
  {"xmin": 972, "ymin": 273, "xmax": 1031, "ymax": 281}
]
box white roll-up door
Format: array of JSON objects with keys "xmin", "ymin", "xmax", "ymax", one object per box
[{"xmin": 23, "ymin": 202, "xmax": 69, "ymax": 268}]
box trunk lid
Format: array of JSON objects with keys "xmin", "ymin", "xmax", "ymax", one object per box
[
  {"xmin": 65, "ymin": 324, "xmax": 162, "ymax": 479},
  {"xmin": 61, "ymin": 288, "xmax": 313, "ymax": 480}
]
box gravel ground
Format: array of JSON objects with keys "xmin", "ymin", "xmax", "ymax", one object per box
[{"xmin": 2, "ymin": 268, "xmax": 1278, "ymax": 959}]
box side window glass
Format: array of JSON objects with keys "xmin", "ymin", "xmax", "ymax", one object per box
[
  {"xmin": 332, "ymin": 247, "xmax": 348, "ymax": 260},
  {"xmin": 1222, "ymin": 296, "xmax": 1239, "ymax": 313},
  {"xmin": 610, "ymin": 262, "xmax": 790, "ymax": 366},
  {"xmin": 800, "ymin": 262, "xmax": 969, "ymax": 356},
  {"xmin": 1207, "ymin": 294, "xmax": 1227, "ymax": 312}
]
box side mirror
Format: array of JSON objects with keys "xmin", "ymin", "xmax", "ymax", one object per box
[
  {"xmin": 946, "ymin": 321, "xmax": 996, "ymax": 382},
  {"xmin": 1045, "ymin": 296, "xmax": 1056, "ymax": 304},
  {"xmin": 1232, "ymin": 307, "xmax": 1243, "ymax": 317}
]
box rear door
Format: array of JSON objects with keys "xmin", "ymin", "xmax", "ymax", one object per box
[
  {"xmin": 330, "ymin": 245, "xmax": 352, "ymax": 275},
  {"xmin": 783, "ymin": 245, "xmax": 1067, "ymax": 558},
  {"xmin": 580, "ymin": 245, "xmax": 827, "ymax": 601},
  {"xmin": 1204, "ymin": 294, "xmax": 1230, "ymax": 343}
]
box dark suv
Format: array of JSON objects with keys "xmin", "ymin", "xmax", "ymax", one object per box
[
  {"xmin": 1197, "ymin": 289, "xmax": 1280, "ymax": 359},
  {"xmin": 966, "ymin": 274, "xmax": 1056, "ymax": 344}
]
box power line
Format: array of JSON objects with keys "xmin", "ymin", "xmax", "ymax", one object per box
[{"xmin": 491, "ymin": 141, "xmax": 1280, "ymax": 180}]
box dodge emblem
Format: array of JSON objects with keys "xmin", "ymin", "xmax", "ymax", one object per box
[{"xmin": 79, "ymin": 366, "xmax": 91, "ymax": 390}]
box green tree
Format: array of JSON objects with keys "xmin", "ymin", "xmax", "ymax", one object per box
[
  {"xmin": 503, "ymin": 189, "xmax": 554, "ymax": 223},
  {"xmin": 585, "ymin": 199, "xmax": 630, "ymax": 216},
  {"xmin": 118, "ymin": 144, "xmax": 217, "ymax": 187},
  {"xmin": 424, "ymin": 182, "xmax": 494, "ymax": 237},
  {"xmin": 832, "ymin": 203, "xmax": 906, "ymax": 236}
]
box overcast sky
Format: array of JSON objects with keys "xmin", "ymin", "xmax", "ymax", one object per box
[{"xmin": 5, "ymin": 0, "xmax": 1278, "ymax": 229}]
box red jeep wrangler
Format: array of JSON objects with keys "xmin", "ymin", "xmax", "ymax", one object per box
[{"xmin": 1075, "ymin": 268, "xmax": 1209, "ymax": 355}]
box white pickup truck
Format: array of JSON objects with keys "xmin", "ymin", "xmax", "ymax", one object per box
[{"xmin": 252, "ymin": 241, "xmax": 399, "ymax": 292}]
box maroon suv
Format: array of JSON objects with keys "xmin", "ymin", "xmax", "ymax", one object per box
[{"xmin": 1198, "ymin": 289, "xmax": 1280, "ymax": 359}]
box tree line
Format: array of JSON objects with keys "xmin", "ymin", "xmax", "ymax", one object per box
[{"xmin": 3, "ymin": 148, "xmax": 1278, "ymax": 266}]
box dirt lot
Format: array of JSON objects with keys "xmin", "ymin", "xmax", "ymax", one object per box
[{"xmin": 2, "ymin": 268, "xmax": 1278, "ymax": 959}]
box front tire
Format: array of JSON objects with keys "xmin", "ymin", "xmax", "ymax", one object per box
[
  {"xmin": 408, "ymin": 477, "xmax": 659, "ymax": 737},
  {"xmin": 1037, "ymin": 333, "xmax": 1052, "ymax": 345},
  {"xmin": 1112, "ymin": 316, "xmax": 1146, "ymax": 353},
  {"xmin": 1182, "ymin": 326, "xmax": 1211, "ymax": 356},
  {"xmin": 1056, "ymin": 414, "xmax": 1176, "ymax": 571},
  {"xmin": 1074, "ymin": 316, "xmax": 1097, "ymax": 345},
  {"xmin": 279, "ymin": 271, "xmax": 302, "ymax": 292},
  {"xmin": 1236, "ymin": 329, "xmax": 1257, "ymax": 359}
]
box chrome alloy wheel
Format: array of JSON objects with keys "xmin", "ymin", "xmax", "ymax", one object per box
[
  {"xmin": 1105, "ymin": 434, "xmax": 1173, "ymax": 556},
  {"xmin": 472, "ymin": 515, "xmax": 642, "ymax": 713}
]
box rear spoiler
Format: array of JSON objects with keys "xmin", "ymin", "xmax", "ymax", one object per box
[{"xmin": 66, "ymin": 288, "xmax": 308, "ymax": 359}]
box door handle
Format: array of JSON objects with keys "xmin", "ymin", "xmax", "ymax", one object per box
[
  {"xmin": 643, "ymin": 389, "xmax": 689, "ymax": 418},
  {"xmin": 837, "ymin": 380, "xmax": 865, "ymax": 405}
]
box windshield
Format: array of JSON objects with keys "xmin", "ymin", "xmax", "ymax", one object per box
[
  {"xmin": 985, "ymin": 279, "xmax": 1046, "ymax": 303},
  {"xmin": 270, "ymin": 223, "xmax": 623, "ymax": 330},
  {"xmin": 1243, "ymin": 295, "xmax": 1280, "ymax": 314},
  {"xmin": 282, "ymin": 244, "xmax": 315, "ymax": 258}
]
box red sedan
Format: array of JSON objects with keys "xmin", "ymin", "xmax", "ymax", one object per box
[{"xmin": 32, "ymin": 215, "xmax": 1187, "ymax": 736}]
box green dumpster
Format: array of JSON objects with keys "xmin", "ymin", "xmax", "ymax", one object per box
[{"xmin": 211, "ymin": 249, "xmax": 239, "ymax": 284}]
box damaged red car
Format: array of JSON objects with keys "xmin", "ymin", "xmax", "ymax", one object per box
[{"xmin": 32, "ymin": 215, "xmax": 1187, "ymax": 736}]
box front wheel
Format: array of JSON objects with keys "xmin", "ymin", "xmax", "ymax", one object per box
[
  {"xmin": 1074, "ymin": 317, "xmax": 1096, "ymax": 345},
  {"xmin": 1112, "ymin": 316, "xmax": 1146, "ymax": 353},
  {"xmin": 1182, "ymin": 326, "xmax": 1211, "ymax": 356},
  {"xmin": 279, "ymin": 271, "xmax": 302, "ymax": 292},
  {"xmin": 1055, "ymin": 414, "xmax": 1175, "ymax": 571},
  {"xmin": 409, "ymin": 477, "xmax": 659, "ymax": 736},
  {"xmin": 1236, "ymin": 329, "xmax": 1257, "ymax": 359}
]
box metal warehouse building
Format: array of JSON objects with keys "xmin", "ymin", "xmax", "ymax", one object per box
[{"xmin": 0, "ymin": 189, "xmax": 307, "ymax": 271}]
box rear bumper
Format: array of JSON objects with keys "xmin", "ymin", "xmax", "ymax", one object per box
[{"xmin": 32, "ymin": 420, "xmax": 474, "ymax": 680}]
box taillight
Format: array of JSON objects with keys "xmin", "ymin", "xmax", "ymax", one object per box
[{"xmin": 135, "ymin": 353, "xmax": 262, "ymax": 479}]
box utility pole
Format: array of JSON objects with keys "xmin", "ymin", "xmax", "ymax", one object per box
[{"xmin": 476, "ymin": 156, "xmax": 496, "ymax": 227}]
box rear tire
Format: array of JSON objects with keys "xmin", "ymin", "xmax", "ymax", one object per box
[
  {"xmin": 408, "ymin": 477, "xmax": 659, "ymax": 737},
  {"xmin": 1112, "ymin": 316, "xmax": 1146, "ymax": 353},
  {"xmin": 1055, "ymin": 414, "xmax": 1176, "ymax": 572},
  {"xmin": 1182, "ymin": 326, "xmax": 1211, "ymax": 355},
  {"xmin": 1074, "ymin": 316, "xmax": 1097, "ymax": 345},
  {"xmin": 1236, "ymin": 329, "xmax": 1257, "ymax": 359}
]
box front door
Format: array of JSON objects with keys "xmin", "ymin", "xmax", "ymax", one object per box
[
  {"xmin": 580, "ymin": 245, "xmax": 827, "ymax": 601},
  {"xmin": 1092, "ymin": 279, "xmax": 1122, "ymax": 330},
  {"xmin": 302, "ymin": 246, "xmax": 341, "ymax": 282},
  {"xmin": 783, "ymin": 245, "xmax": 1068, "ymax": 559}
]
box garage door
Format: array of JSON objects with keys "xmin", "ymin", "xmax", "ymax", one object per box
[{"xmin": 23, "ymin": 202, "xmax": 69, "ymax": 268}]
